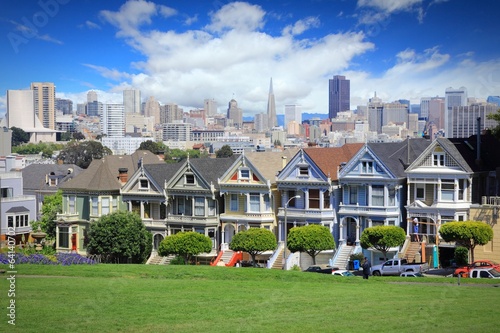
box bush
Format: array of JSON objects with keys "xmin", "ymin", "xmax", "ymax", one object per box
[
  {"xmin": 349, "ymin": 252, "xmax": 365, "ymax": 262},
  {"xmin": 170, "ymin": 256, "xmax": 186, "ymax": 265},
  {"xmin": 454, "ymin": 246, "xmax": 469, "ymax": 266}
]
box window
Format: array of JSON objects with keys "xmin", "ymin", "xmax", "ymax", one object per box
[
  {"xmin": 7, "ymin": 216, "xmax": 13, "ymax": 228},
  {"xmin": 298, "ymin": 166, "xmax": 308, "ymax": 177},
  {"xmin": 249, "ymin": 193, "xmax": 260, "ymax": 212},
  {"xmin": 349, "ymin": 186, "xmax": 358, "ymax": 205},
  {"xmin": 59, "ymin": 226, "xmax": 69, "ymax": 248},
  {"xmin": 101, "ymin": 197, "xmax": 110, "ymax": 215},
  {"xmin": 324, "ymin": 191, "xmax": 330, "ymax": 209},
  {"xmin": 287, "ymin": 191, "xmax": 297, "ymax": 207},
  {"xmin": 372, "ymin": 185, "xmax": 384, "ymax": 206},
  {"xmin": 263, "ymin": 194, "xmax": 271, "ymax": 211},
  {"xmin": 16, "ymin": 215, "xmax": 20, "ymax": 228},
  {"xmin": 433, "ymin": 153, "xmax": 445, "ymax": 166},
  {"xmin": 441, "ymin": 179, "xmax": 454, "ymax": 201},
  {"xmin": 230, "ymin": 194, "xmax": 238, "ymax": 211},
  {"xmin": 92, "ymin": 197, "xmax": 98, "ymax": 216},
  {"xmin": 309, "ymin": 189, "xmax": 320, "ymax": 209},
  {"xmin": 184, "ymin": 198, "xmax": 192, "ymax": 216},
  {"xmin": 388, "ymin": 188, "xmax": 395, "ymax": 206},
  {"xmin": 1, "ymin": 187, "xmax": 13, "ymax": 198},
  {"xmin": 185, "ymin": 174, "xmax": 195, "ymax": 185},
  {"xmin": 416, "ymin": 183, "xmax": 425, "ymax": 200},
  {"xmin": 144, "ymin": 202, "xmax": 151, "ymax": 218},
  {"xmin": 458, "ymin": 179, "xmax": 465, "ymax": 200},
  {"xmin": 177, "ymin": 199, "xmax": 185, "ymax": 215},
  {"xmin": 112, "ymin": 198, "xmax": 118, "ymax": 212},
  {"xmin": 195, "ymin": 197, "xmax": 205, "ymax": 216},
  {"xmin": 362, "ymin": 161, "xmax": 373, "ymax": 173},
  {"xmin": 160, "ymin": 203, "xmax": 167, "ymax": 219},
  {"xmin": 208, "ymin": 199, "xmax": 216, "ymax": 216},
  {"xmin": 139, "ymin": 178, "xmax": 149, "ymax": 190},
  {"xmin": 69, "ymin": 196, "xmax": 76, "ymax": 214},
  {"xmin": 239, "ymin": 169, "xmax": 250, "ymax": 180}
]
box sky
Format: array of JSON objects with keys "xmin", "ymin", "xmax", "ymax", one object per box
[{"xmin": 1, "ymin": 0, "xmax": 500, "ymax": 119}]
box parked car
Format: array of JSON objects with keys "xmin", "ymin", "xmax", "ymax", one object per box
[
  {"xmin": 304, "ymin": 265, "xmax": 339, "ymax": 274},
  {"xmin": 332, "ymin": 270, "xmax": 354, "ymax": 277},
  {"xmin": 469, "ymin": 268, "xmax": 500, "ymax": 279},
  {"xmin": 240, "ymin": 260, "xmax": 264, "ymax": 268},
  {"xmin": 400, "ymin": 272, "xmax": 424, "ymax": 277},
  {"xmin": 371, "ymin": 259, "xmax": 429, "ymax": 276},
  {"xmin": 454, "ymin": 260, "xmax": 500, "ymax": 277}
]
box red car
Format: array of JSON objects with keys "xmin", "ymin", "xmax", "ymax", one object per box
[{"xmin": 454, "ymin": 260, "xmax": 500, "ymax": 277}]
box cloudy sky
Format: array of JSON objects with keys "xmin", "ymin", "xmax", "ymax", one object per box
[{"xmin": 1, "ymin": 0, "xmax": 500, "ymax": 118}]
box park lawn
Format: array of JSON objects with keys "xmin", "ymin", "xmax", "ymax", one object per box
[{"xmin": 0, "ymin": 264, "xmax": 499, "ymax": 333}]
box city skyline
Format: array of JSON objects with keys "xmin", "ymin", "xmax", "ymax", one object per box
[{"xmin": 1, "ymin": 0, "xmax": 500, "ymax": 119}]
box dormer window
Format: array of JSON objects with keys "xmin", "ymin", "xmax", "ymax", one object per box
[
  {"xmin": 48, "ymin": 172, "xmax": 57, "ymax": 186},
  {"xmin": 239, "ymin": 169, "xmax": 250, "ymax": 180},
  {"xmin": 185, "ymin": 174, "xmax": 195, "ymax": 185},
  {"xmin": 361, "ymin": 161, "xmax": 373, "ymax": 174},
  {"xmin": 139, "ymin": 178, "xmax": 149, "ymax": 190},
  {"xmin": 298, "ymin": 165, "xmax": 309, "ymax": 177},
  {"xmin": 433, "ymin": 153, "xmax": 445, "ymax": 166}
]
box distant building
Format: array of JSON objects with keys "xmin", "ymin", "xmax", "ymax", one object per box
[
  {"xmin": 31, "ymin": 82, "xmax": 56, "ymax": 130},
  {"xmin": 285, "ymin": 104, "xmax": 301, "ymax": 130},
  {"xmin": 144, "ymin": 96, "xmax": 160, "ymax": 125},
  {"xmin": 160, "ymin": 103, "xmax": 183, "ymax": 124},
  {"xmin": 0, "ymin": 127, "xmax": 12, "ymax": 156},
  {"xmin": 163, "ymin": 122, "xmax": 192, "ymax": 141},
  {"xmin": 267, "ymin": 78, "xmax": 277, "ymax": 129},
  {"xmin": 487, "ymin": 96, "xmax": 500, "ymax": 106},
  {"xmin": 123, "ymin": 89, "xmax": 141, "ymax": 114},
  {"xmin": 101, "ymin": 104, "xmax": 125, "ymax": 137},
  {"xmin": 204, "ymin": 99, "xmax": 218, "ymax": 116},
  {"xmin": 55, "ymin": 98, "xmax": 73, "ymax": 115},
  {"xmin": 227, "ymin": 99, "xmax": 243, "ymax": 129},
  {"xmin": 254, "ymin": 113, "xmax": 268, "ymax": 133},
  {"xmin": 329, "ymin": 75, "xmax": 350, "ymax": 120},
  {"xmin": 368, "ymin": 92, "xmax": 384, "ymax": 134},
  {"xmin": 445, "ymin": 87, "xmax": 467, "ymax": 138},
  {"xmin": 451, "ymin": 103, "xmax": 498, "ymax": 138}
]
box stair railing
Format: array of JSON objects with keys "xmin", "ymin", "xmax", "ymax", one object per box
[{"xmin": 267, "ymin": 242, "xmax": 284, "ymax": 269}]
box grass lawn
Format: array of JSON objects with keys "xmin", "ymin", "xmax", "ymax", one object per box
[{"xmin": 1, "ymin": 264, "xmax": 499, "ymax": 333}]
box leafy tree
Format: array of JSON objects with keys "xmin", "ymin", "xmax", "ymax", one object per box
[
  {"xmin": 12, "ymin": 142, "xmax": 65, "ymax": 157},
  {"xmin": 37, "ymin": 190, "xmax": 62, "ymax": 240},
  {"xmin": 87, "ymin": 210, "xmax": 152, "ymax": 263},
  {"xmin": 57, "ymin": 140, "xmax": 112, "ymax": 169},
  {"xmin": 287, "ymin": 224, "xmax": 335, "ymax": 265},
  {"xmin": 216, "ymin": 145, "xmax": 233, "ymax": 158},
  {"xmin": 487, "ymin": 108, "xmax": 500, "ymax": 139},
  {"xmin": 72, "ymin": 131, "xmax": 85, "ymax": 141},
  {"xmin": 454, "ymin": 246, "xmax": 469, "ymax": 267},
  {"xmin": 138, "ymin": 140, "xmax": 166, "ymax": 154},
  {"xmin": 360, "ymin": 226, "xmax": 406, "ymax": 261},
  {"xmin": 158, "ymin": 231, "xmax": 212, "ymax": 264},
  {"xmin": 229, "ymin": 228, "xmax": 276, "ymax": 267},
  {"xmin": 439, "ymin": 221, "xmax": 493, "ymax": 263},
  {"xmin": 11, "ymin": 126, "xmax": 30, "ymax": 146},
  {"xmin": 164, "ymin": 148, "xmax": 201, "ymax": 163}
]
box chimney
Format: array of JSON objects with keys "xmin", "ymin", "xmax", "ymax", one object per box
[
  {"xmin": 281, "ymin": 156, "xmax": 287, "ymax": 169},
  {"xmin": 118, "ymin": 168, "xmax": 128, "ymax": 184},
  {"xmin": 476, "ymin": 117, "xmax": 482, "ymax": 168}
]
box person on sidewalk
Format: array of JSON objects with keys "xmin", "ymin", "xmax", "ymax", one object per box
[{"xmin": 362, "ymin": 257, "xmax": 371, "ymax": 279}]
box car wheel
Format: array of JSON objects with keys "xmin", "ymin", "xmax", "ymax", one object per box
[{"xmin": 373, "ymin": 271, "xmax": 381, "ymax": 276}]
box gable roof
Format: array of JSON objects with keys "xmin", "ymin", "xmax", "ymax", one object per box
[
  {"xmin": 448, "ymin": 134, "xmax": 500, "ymax": 172},
  {"xmin": 60, "ymin": 150, "xmax": 163, "ymax": 192},
  {"xmin": 22, "ymin": 163, "xmax": 83, "ymax": 191},
  {"xmin": 245, "ymin": 149, "xmax": 300, "ymax": 183},
  {"xmin": 368, "ymin": 138, "xmax": 431, "ymax": 178},
  {"xmin": 303, "ymin": 143, "xmax": 364, "ymax": 181},
  {"xmin": 189, "ymin": 155, "xmax": 239, "ymax": 189}
]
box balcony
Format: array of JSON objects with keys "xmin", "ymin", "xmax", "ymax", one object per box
[
  {"xmin": 220, "ymin": 212, "xmax": 275, "ymax": 223},
  {"xmin": 166, "ymin": 215, "xmax": 219, "ymax": 225},
  {"xmin": 482, "ymin": 196, "xmax": 500, "ymax": 206},
  {"xmin": 277, "ymin": 207, "xmax": 335, "ymax": 220},
  {"xmin": 338, "ymin": 203, "xmax": 399, "ymax": 217}
]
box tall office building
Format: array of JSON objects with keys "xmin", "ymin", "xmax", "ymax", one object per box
[
  {"xmin": 451, "ymin": 103, "xmax": 498, "ymax": 138},
  {"xmin": 160, "ymin": 103, "xmax": 184, "ymax": 124},
  {"xmin": 284, "ymin": 104, "xmax": 302, "ymax": 130},
  {"xmin": 144, "ymin": 96, "xmax": 160, "ymax": 125},
  {"xmin": 227, "ymin": 99, "xmax": 243, "ymax": 129},
  {"xmin": 55, "ymin": 98, "xmax": 73, "ymax": 115},
  {"xmin": 87, "ymin": 90, "xmax": 98, "ymax": 104},
  {"xmin": 383, "ymin": 101, "xmax": 408, "ymax": 125},
  {"xmin": 329, "ymin": 75, "xmax": 350, "ymax": 120},
  {"xmin": 123, "ymin": 89, "xmax": 141, "ymax": 114},
  {"xmin": 420, "ymin": 97, "xmax": 431, "ymax": 120},
  {"xmin": 254, "ymin": 113, "xmax": 268, "ymax": 133},
  {"xmin": 267, "ymin": 78, "xmax": 277, "ymax": 129},
  {"xmin": 31, "ymin": 82, "xmax": 56, "ymax": 130},
  {"xmin": 204, "ymin": 99, "xmax": 218, "ymax": 116},
  {"xmin": 101, "ymin": 104, "xmax": 125, "ymax": 137},
  {"xmin": 86, "ymin": 90, "xmax": 102, "ymax": 117},
  {"xmin": 367, "ymin": 92, "xmax": 383, "ymax": 133},
  {"xmin": 445, "ymin": 87, "xmax": 467, "ymax": 138}
]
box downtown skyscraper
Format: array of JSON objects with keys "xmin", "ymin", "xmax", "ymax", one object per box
[
  {"xmin": 267, "ymin": 78, "xmax": 277, "ymax": 129},
  {"xmin": 31, "ymin": 82, "xmax": 56, "ymax": 130},
  {"xmin": 328, "ymin": 75, "xmax": 350, "ymax": 120}
]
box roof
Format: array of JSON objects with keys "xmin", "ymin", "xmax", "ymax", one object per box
[
  {"xmin": 245, "ymin": 149, "xmax": 300, "ymax": 183},
  {"xmin": 448, "ymin": 134, "xmax": 500, "ymax": 172},
  {"xmin": 303, "ymin": 143, "xmax": 364, "ymax": 181},
  {"xmin": 60, "ymin": 150, "xmax": 163, "ymax": 192},
  {"xmin": 6, "ymin": 206, "xmax": 29, "ymax": 213},
  {"xmin": 368, "ymin": 138, "xmax": 431, "ymax": 178},
  {"xmin": 22, "ymin": 163, "xmax": 83, "ymax": 191},
  {"xmin": 189, "ymin": 155, "xmax": 239, "ymax": 189}
]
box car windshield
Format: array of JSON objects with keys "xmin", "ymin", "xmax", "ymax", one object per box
[{"xmin": 489, "ymin": 269, "xmax": 500, "ymax": 277}]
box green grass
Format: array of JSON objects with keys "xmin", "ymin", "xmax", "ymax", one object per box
[{"xmin": 1, "ymin": 264, "xmax": 499, "ymax": 333}]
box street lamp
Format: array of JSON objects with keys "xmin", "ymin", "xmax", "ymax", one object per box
[{"xmin": 283, "ymin": 195, "xmax": 301, "ymax": 270}]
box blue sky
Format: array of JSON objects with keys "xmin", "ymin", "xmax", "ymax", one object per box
[{"xmin": 1, "ymin": 0, "xmax": 500, "ymax": 118}]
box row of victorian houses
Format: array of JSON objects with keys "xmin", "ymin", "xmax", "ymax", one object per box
[{"xmin": 2, "ymin": 134, "xmax": 499, "ymax": 269}]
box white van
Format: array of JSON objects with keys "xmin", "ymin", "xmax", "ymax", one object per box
[{"xmin": 469, "ymin": 268, "xmax": 500, "ymax": 279}]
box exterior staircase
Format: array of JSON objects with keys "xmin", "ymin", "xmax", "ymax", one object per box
[
  {"xmin": 146, "ymin": 252, "xmax": 175, "ymax": 265},
  {"xmin": 271, "ymin": 247, "xmax": 285, "ymax": 269},
  {"xmin": 221, "ymin": 250, "xmax": 235, "ymax": 266},
  {"xmin": 332, "ymin": 245, "xmax": 354, "ymax": 270},
  {"xmin": 404, "ymin": 242, "xmax": 422, "ymax": 263}
]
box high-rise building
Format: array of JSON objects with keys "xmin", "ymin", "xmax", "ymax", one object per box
[
  {"xmin": 144, "ymin": 96, "xmax": 160, "ymax": 125},
  {"xmin": 160, "ymin": 103, "xmax": 183, "ymax": 124},
  {"xmin": 445, "ymin": 87, "xmax": 467, "ymax": 137},
  {"xmin": 227, "ymin": 99, "xmax": 243, "ymax": 129},
  {"xmin": 254, "ymin": 113, "xmax": 268, "ymax": 133},
  {"xmin": 204, "ymin": 99, "xmax": 218, "ymax": 116},
  {"xmin": 284, "ymin": 104, "xmax": 302, "ymax": 130},
  {"xmin": 86, "ymin": 91, "xmax": 101, "ymax": 117},
  {"xmin": 451, "ymin": 103, "xmax": 498, "ymax": 138},
  {"xmin": 367, "ymin": 92, "xmax": 383, "ymax": 133},
  {"xmin": 87, "ymin": 90, "xmax": 98, "ymax": 104},
  {"xmin": 428, "ymin": 97, "xmax": 445, "ymax": 130},
  {"xmin": 55, "ymin": 98, "xmax": 73, "ymax": 115},
  {"xmin": 163, "ymin": 122, "xmax": 192, "ymax": 141},
  {"xmin": 267, "ymin": 78, "xmax": 277, "ymax": 129},
  {"xmin": 123, "ymin": 89, "xmax": 141, "ymax": 114},
  {"xmin": 383, "ymin": 101, "xmax": 408, "ymax": 126},
  {"xmin": 31, "ymin": 82, "xmax": 56, "ymax": 129},
  {"xmin": 101, "ymin": 104, "xmax": 125, "ymax": 137},
  {"xmin": 329, "ymin": 75, "xmax": 350, "ymax": 120}
]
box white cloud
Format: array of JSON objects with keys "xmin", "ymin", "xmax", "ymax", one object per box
[
  {"xmin": 84, "ymin": 20, "xmax": 101, "ymax": 30},
  {"xmin": 37, "ymin": 34, "xmax": 63, "ymax": 45},
  {"xmin": 282, "ymin": 16, "xmax": 320, "ymax": 36},
  {"xmin": 83, "ymin": 64, "xmax": 131, "ymax": 81},
  {"xmin": 357, "ymin": 0, "xmax": 424, "ymax": 24},
  {"xmin": 205, "ymin": 2, "xmax": 265, "ymax": 33}
]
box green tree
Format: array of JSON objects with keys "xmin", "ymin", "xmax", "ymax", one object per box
[
  {"xmin": 360, "ymin": 226, "xmax": 406, "ymax": 261},
  {"xmin": 87, "ymin": 210, "xmax": 152, "ymax": 263},
  {"xmin": 229, "ymin": 228, "xmax": 276, "ymax": 267},
  {"xmin": 32, "ymin": 190, "xmax": 62, "ymax": 240},
  {"xmin": 487, "ymin": 108, "xmax": 500, "ymax": 139},
  {"xmin": 10, "ymin": 126, "xmax": 30, "ymax": 146},
  {"xmin": 454, "ymin": 246, "xmax": 469, "ymax": 267},
  {"xmin": 57, "ymin": 140, "xmax": 112, "ymax": 169},
  {"xmin": 439, "ymin": 221, "xmax": 493, "ymax": 263},
  {"xmin": 287, "ymin": 224, "xmax": 335, "ymax": 265},
  {"xmin": 138, "ymin": 140, "xmax": 166, "ymax": 154},
  {"xmin": 72, "ymin": 131, "xmax": 85, "ymax": 141},
  {"xmin": 216, "ymin": 145, "xmax": 233, "ymax": 158},
  {"xmin": 158, "ymin": 232, "xmax": 212, "ymax": 264},
  {"xmin": 164, "ymin": 149, "xmax": 201, "ymax": 163}
]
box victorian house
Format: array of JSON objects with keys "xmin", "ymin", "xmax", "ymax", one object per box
[
  {"xmin": 56, "ymin": 151, "xmax": 163, "ymax": 254},
  {"xmin": 275, "ymin": 144, "xmax": 363, "ymax": 269},
  {"xmin": 338, "ymin": 139, "xmax": 431, "ymax": 264}
]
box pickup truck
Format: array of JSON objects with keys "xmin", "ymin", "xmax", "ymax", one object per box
[
  {"xmin": 304, "ymin": 265, "xmax": 339, "ymax": 274},
  {"xmin": 469, "ymin": 268, "xmax": 500, "ymax": 279},
  {"xmin": 371, "ymin": 259, "xmax": 429, "ymax": 276},
  {"xmin": 454, "ymin": 260, "xmax": 500, "ymax": 277}
]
